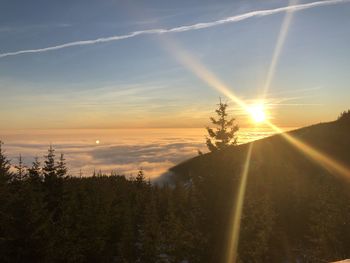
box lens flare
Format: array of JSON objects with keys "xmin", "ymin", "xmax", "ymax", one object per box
[
  {"xmin": 160, "ymin": 34, "xmax": 350, "ymax": 263},
  {"xmin": 226, "ymin": 143, "xmax": 254, "ymax": 263},
  {"xmin": 262, "ymin": 0, "xmax": 298, "ymax": 98},
  {"xmin": 266, "ymin": 121, "xmax": 350, "ymax": 179}
]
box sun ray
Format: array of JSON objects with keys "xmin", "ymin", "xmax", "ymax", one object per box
[
  {"xmin": 160, "ymin": 37, "xmax": 250, "ymax": 112},
  {"xmin": 262, "ymin": 0, "xmax": 298, "ymax": 98},
  {"xmin": 160, "ymin": 34, "xmax": 350, "ymax": 263},
  {"xmin": 161, "ymin": 36, "xmax": 350, "ymax": 180},
  {"xmin": 266, "ymin": 121, "xmax": 350, "ymax": 179},
  {"xmin": 226, "ymin": 143, "xmax": 254, "ymax": 263}
]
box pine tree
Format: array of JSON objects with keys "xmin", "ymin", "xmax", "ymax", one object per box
[
  {"xmin": 139, "ymin": 191, "xmax": 160, "ymax": 263},
  {"xmin": 43, "ymin": 145, "xmax": 56, "ymax": 180},
  {"xmin": 14, "ymin": 154, "xmax": 27, "ymax": 181},
  {"xmin": 28, "ymin": 157, "xmax": 42, "ymax": 183},
  {"xmin": 42, "ymin": 145, "xmax": 63, "ymax": 222},
  {"xmin": 56, "ymin": 153, "xmax": 67, "ymax": 178},
  {"xmin": 136, "ymin": 169, "xmax": 146, "ymax": 186},
  {"xmin": 0, "ymin": 141, "xmax": 11, "ymax": 182},
  {"xmin": 206, "ymin": 99, "xmax": 239, "ymax": 152}
]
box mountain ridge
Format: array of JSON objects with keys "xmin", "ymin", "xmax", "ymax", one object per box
[{"xmin": 169, "ymin": 119, "xmax": 350, "ymax": 181}]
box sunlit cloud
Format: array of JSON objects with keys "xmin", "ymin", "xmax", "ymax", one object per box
[{"xmin": 0, "ymin": 0, "xmax": 349, "ymax": 59}]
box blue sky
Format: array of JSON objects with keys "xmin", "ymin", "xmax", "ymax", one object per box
[{"xmin": 1, "ymin": 0, "xmax": 350, "ymax": 129}]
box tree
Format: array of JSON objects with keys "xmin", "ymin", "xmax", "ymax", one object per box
[
  {"xmin": 337, "ymin": 109, "xmax": 350, "ymax": 124},
  {"xmin": 136, "ymin": 169, "xmax": 146, "ymax": 186},
  {"xmin": 206, "ymin": 99, "xmax": 239, "ymax": 152},
  {"xmin": 0, "ymin": 141, "xmax": 11, "ymax": 182},
  {"xmin": 42, "ymin": 145, "xmax": 63, "ymax": 222},
  {"xmin": 43, "ymin": 145, "xmax": 56, "ymax": 180},
  {"xmin": 14, "ymin": 154, "xmax": 27, "ymax": 181},
  {"xmin": 28, "ymin": 157, "xmax": 42, "ymax": 183},
  {"xmin": 56, "ymin": 153, "xmax": 67, "ymax": 178}
]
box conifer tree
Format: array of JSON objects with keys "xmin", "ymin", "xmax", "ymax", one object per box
[
  {"xmin": 56, "ymin": 153, "xmax": 67, "ymax": 178},
  {"xmin": 139, "ymin": 191, "xmax": 160, "ymax": 263},
  {"xmin": 206, "ymin": 99, "xmax": 239, "ymax": 152},
  {"xmin": 28, "ymin": 157, "xmax": 42, "ymax": 183},
  {"xmin": 42, "ymin": 145, "xmax": 63, "ymax": 222},
  {"xmin": 14, "ymin": 154, "xmax": 26, "ymax": 181},
  {"xmin": 43, "ymin": 145, "xmax": 56, "ymax": 180},
  {"xmin": 136, "ymin": 169, "xmax": 146, "ymax": 185},
  {"xmin": 0, "ymin": 141, "xmax": 11, "ymax": 182}
]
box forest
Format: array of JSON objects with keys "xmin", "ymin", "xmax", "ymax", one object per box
[{"xmin": 0, "ymin": 110, "xmax": 350, "ymax": 262}]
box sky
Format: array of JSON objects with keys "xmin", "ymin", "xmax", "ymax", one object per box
[{"xmin": 1, "ymin": 0, "xmax": 350, "ymax": 129}]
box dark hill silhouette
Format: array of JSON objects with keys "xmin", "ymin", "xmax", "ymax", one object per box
[
  {"xmin": 167, "ymin": 117, "xmax": 350, "ymax": 261},
  {"xmin": 170, "ymin": 119, "xmax": 350, "ymax": 181}
]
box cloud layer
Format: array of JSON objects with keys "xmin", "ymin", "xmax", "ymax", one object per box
[
  {"xmin": 0, "ymin": 0, "xmax": 348, "ymax": 59},
  {"xmin": 0, "ymin": 128, "xmax": 279, "ymax": 178}
]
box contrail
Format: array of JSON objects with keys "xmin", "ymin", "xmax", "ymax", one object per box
[{"xmin": 0, "ymin": 0, "xmax": 348, "ymax": 59}]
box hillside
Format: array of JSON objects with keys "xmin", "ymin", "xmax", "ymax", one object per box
[
  {"xmin": 171, "ymin": 120, "xmax": 350, "ymax": 181},
  {"xmin": 167, "ymin": 118, "xmax": 350, "ymax": 262}
]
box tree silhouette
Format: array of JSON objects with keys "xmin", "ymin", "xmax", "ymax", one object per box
[
  {"xmin": 56, "ymin": 153, "xmax": 67, "ymax": 178},
  {"xmin": 206, "ymin": 99, "xmax": 239, "ymax": 152},
  {"xmin": 14, "ymin": 154, "xmax": 26, "ymax": 181},
  {"xmin": 136, "ymin": 169, "xmax": 146, "ymax": 185},
  {"xmin": 338, "ymin": 109, "xmax": 350, "ymax": 124},
  {"xmin": 43, "ymin": 145, "xmax": 56, "ymax": 180},
  {"xmin": 0, "ymin": 141, "xmax": 11, "ymax": 181},
  {"xmin": 28, "ymin": 157, "xmax": 42, "ymax": 183}
]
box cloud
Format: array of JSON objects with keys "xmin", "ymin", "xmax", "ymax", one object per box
[
  {"xmin": 91, "ymin": 142, "xmax": 203, "ymax": 165},
  {"xmin": 1, "ymin": 127, "xmax": 280, "ymax": 178},
  {"xmin": 0, "ymin": 0, "xmax": 348, "ymax": 59},
  {"xmin": 0, "ymin": 131, "xmax": 207, "ymax": 178}
]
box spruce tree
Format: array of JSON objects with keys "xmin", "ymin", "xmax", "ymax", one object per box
[
  {"xmin": 56, "ymin": 153, "xmax": 67, "ymax": 178},
  {"xmin": 136, "ymin": 169, "xmax": 146, "ymax": 186},
  {"xmin": 42, "ymin": 145, "xmax": 62, "ymax": 222},
  {"xmin": 0, "ymin": 141, "xmax": 11, "ymax": 182},
  {"xmin": 28, "ymin": 157, "xmax": 42, "ymax": 183},
  {"xmin": 206, "ymin": 99, "xmax": 239, "ymax": 152},
  {"xmin": 14, "ymin": 154, "xmax": 26, "ymax": 181},
  {"xmin": 43, "ymin": 145, "xmax": 56, "ymax": 180}
]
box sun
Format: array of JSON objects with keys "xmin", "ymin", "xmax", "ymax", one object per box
[
  {"xmin": 248, "ymin": 103, "xmax": 266, "ymax": 123},
  {"xmin": 95, "ymin": 140, "xmax": 100, "ymax": 145}
]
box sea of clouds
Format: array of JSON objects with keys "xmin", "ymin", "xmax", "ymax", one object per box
[{"xmin": 0, "ymin": 128, "xmax": 279, "ymax": 178}]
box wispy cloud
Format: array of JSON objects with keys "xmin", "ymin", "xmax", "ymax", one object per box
[{"xmin": 0, "ymin": 0, "xmax": 348, "ymax": 59}]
